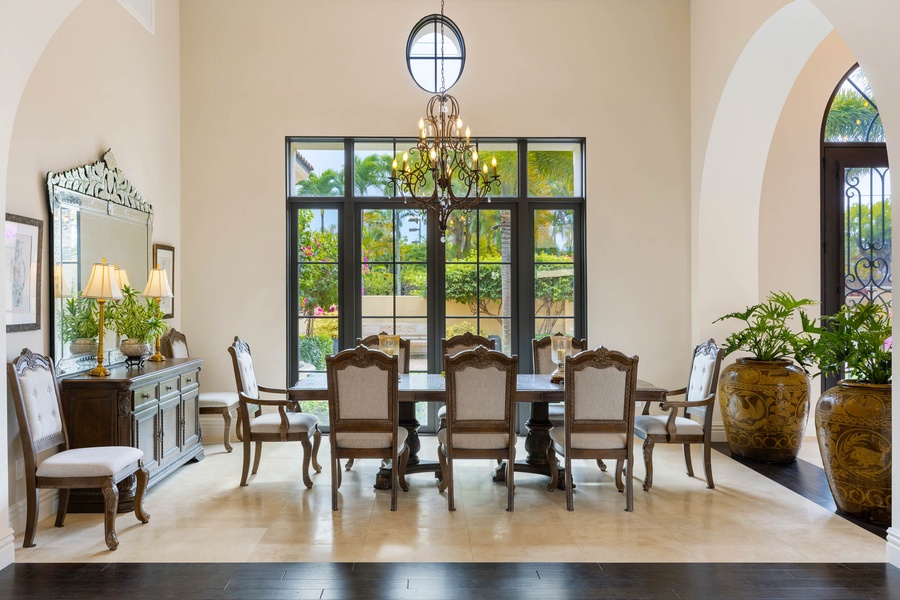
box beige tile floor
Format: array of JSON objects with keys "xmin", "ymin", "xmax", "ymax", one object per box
[{"xmin": 14, "ymin": 434, "xmax": 887, "ymax": 563}]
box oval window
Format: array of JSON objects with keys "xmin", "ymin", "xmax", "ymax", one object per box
[{"xmin": 406, "ymin": 14, "xmax": 465, "ymax": 93}]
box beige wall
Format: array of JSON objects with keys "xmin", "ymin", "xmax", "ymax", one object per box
[
  {"xmin": 758, "ymin": 31, "xmax": 855, "ymax": 309},
  {"xmin": 4, "ymin": 0, "xmax": 181, "ymax": 533},
  {"xmin": 180, "ymin": 0, "xmax": 693, "ymax": 395}
]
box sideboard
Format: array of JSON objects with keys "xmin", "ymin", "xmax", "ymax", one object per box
[{"xmin": 58, "ymin": 357, "xmax": 205, "ymax": 513}]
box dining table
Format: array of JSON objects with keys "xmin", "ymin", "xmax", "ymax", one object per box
[{"xmin": 290, "ymin": 373, "xmax": 667, "ymax": 490}]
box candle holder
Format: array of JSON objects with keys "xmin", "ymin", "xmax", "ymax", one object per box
[
  {"xmin": 549, "ymin": 335, "xmax": 571, "ymax": 384},
  {"xmin": 378, "ymin": 334, "xmax": 400, "ymax": 358}
]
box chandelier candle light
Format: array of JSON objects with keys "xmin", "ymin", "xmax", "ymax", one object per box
[{"xmin": 390, "ymin": 0, "xmax": 500, "ymax": 240}]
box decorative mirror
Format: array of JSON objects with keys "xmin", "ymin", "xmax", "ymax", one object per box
[{"xmin": 47, "ymin": 150, "xmax": 153, "ymax": 375}]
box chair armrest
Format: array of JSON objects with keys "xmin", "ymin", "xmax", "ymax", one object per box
[
  {"xmin": 238, "ymin": 392, "xmax": 292, "ymax": 440},
  {"xmin": 257, "ymin": 384, "xmax": 289, "ymax": 396},
  {"xmin": 661, "ymin": 392, "xmax": 715, "ymax": 411},
  {"xmin": 640, "ymin": 386, "xmax": 686, "ymax": 415}
]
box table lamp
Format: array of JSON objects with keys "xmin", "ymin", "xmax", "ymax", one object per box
[
  {"xmin": 378, "ymin": 334, "xmax": 400, "ymax": 358},
  {"xmin": 143, "ymin": 264, "xmax": 173, "ymax": 362},
  {"xmin": 114, "ymin": 265, "xmax": 131, "ymax": 290},
  {"xmin": 81, "ymin": 258, "xmax": 123, "ymax": 377}
]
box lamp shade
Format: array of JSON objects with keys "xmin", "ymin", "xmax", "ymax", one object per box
[
  {"xmin": 114, "ymin": 265, "xmax": 131, "ymax": 289},
  {"xmin": 143, "ymin": 265, "xmax": 173, "ymax": 299},
  {"xmin": 82, "ymin": 258, "xmax": 123, "ymax": 300}
]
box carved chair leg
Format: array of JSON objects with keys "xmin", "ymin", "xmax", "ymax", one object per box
[
  {"xmin": 331, "ymin": 452, "xmax": 339, "ymax": 511},
  {"xmin": 336, "ymin": 455, "xmax": 343, "ymax": 489},
  {"xmin": 101, "ymin": 478, "xmax": 120, "ymax": 551},
  {"xmin": 507, "ymin": 447, "xmax": 515, "ymax": 512},
  {"xmin": 235, "ymin": 411, "xmax": 243, "ymax": 442},
  {"xmin": 546, "ymin": 446, "xmax": 558, "ymax": 492},
  {"xmin": 398, "ymin": 445, "xmax": 410, "ymax": 492},
  {"xmin": 642, "ymin": 438, "xmax": 655, "ymax": 492},
  {"xmin": 222, "ymin": 409, "xmax": 233, "ymax": 453},
  {"xmin": 684, "ymin": 443, "xmax": 694, "ymax": 477},
  {"xmin": 344, "ymin": 458, "xmax": 355, "ymax": 471},
  {"xmin": 240, "ymin": 438, "xmax": 251, "ymax": 486},
  {"xmin": 446, "ymin": 454, "xmax": 456, "ymax": 512},
  {"xmin": 300, "ymin": 438, "xmax": 314, "ymax": 489},
  {"xmin": 391, "ymin": 450, "xmax": 399, "ymax": 512},
  {"xmin": 597, "ymin": 459, "xmax": 608, "ymax": 472},
  {"xmin": 23, "ymin": 480, "xmax": 38, "ymax": 548},
  {"xmin": 625, "ymin": 455, "xmax": 634, "ymax": 512},
  {"xmin": 134, "ymin": 462, "xmax": 150, "ymax": 523},
  {"xmin": 311, "ymin": 427, "xmax": 323, "ymax": 473},
  {"xmin": 252, "ymin": 441, "xmax": 263, "ymax": 475},
  {"xmin": 703, "ymin": 442, "xmax": 715, "ymax": 489},
  {"xmin": 437, "ymin": 444, "xmax": 449, "ymax": 492},
  {"xmin": 564, "ymin": 455, "xmax": 574, "ymax": 511},
  {"xmin": 55, "ymin": 489, "xmax": 70, "ymax": 527},
  {"xmin": 614, "ymin": 459, "xmax": 625, "ymax": 492}
]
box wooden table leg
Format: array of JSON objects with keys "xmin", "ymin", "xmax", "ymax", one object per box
[
  {"xmin": 375, "ymin": 402, "xmax": 440, "ymax": 490},
  {"xmin": 493, "ymin": 402, "xmax": 567, "ymax": 489}
]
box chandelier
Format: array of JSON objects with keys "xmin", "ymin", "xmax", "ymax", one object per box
[{"xmin": 390, "ymin": 0, "xmax": 500, "ymax": 241}]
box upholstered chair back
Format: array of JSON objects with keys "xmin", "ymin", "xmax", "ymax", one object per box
[
  {"xmin": 357, "ymin": 332, "xmax": 411, "ymax": 374},
  {"xmin": 160, "ymin": 328, "xmax": 190, "ymax": 359},
  {"xmin": 442, "ymin": 332, "xmax": 495, "ymax": 363},
  {"xmin": 8, "ymin": 350, "xmax": 68, "ymax": 459},
  {"xmin": 684, "ymin": 339, "xmax": 725, "ymax": 427},
  {"xmin": 563, "ymin": 347, "xmax": 639, "ymax": 450},
  {"xmin": 228, "ymin": 336, "xmax": 261, "ymax": 417},
  {"xmin": 327, "ymin": 345, "xmax": 398, "ymax": 449},
  {"xmin": 444, "ymin": 346, "xmax": 517, "ymax": 450},
  {"xmin": 532, "ymin": 334, "xmax": 587, "ymax": 374}
]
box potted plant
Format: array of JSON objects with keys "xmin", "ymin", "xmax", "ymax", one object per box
[
  {"xmin": 714, "ymin": 291, "xmax": 817, "ymax": 462},
  {"xmin": 805, "ymin": 301, "xmax": 891, "ymax": 524},
  {"xmin": 107, "ymin": 285, "xmax": 168, "ymax": 358},
  {"xmin": 60, "ymin": 293, "xmax": 100, "ymax": 355}
]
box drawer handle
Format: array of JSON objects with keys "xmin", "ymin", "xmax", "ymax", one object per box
[
  {"xmin": 186, "ymin": 378, "xmax": 193, "ymax": 384},
  {"xmin": 141, "ymin": 393, "xmax": 150, "ymax": 399},
  {"xmin": 165, "ymin": 385, "xmax": 173, "ymax": 391}
]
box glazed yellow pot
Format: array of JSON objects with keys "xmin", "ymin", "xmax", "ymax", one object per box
[
  {"xmin": 816, "ymin": 380, "xmax": 891, "ymax": 524},
  {"xmin": 718, "ymin": 358, "xmax": 810, "ymax": 463}
]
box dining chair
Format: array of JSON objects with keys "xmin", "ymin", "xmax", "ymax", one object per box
[
  {"xmin": 341, "ymin": 332, "xmax": 412, "ymax": 471},
  {"xmin": 438, "ymin": 346, "xmax": 518, "ymax": 511},
  {"xmin": 326, "ymin": 345, "xmax": 410, "ymax": 511},
  {"xmin": 228, "ymin": 336, "xmax": 322, "ymax": 487},
  {"xmin": 547, "ymin": 347, "xmax": 639, "ymax": 511},
  {"xmin": 633, "ymin": 339, "xmax": 724, "ymax": 491},
  {"xmin": 438, "ymin": 332, "xmax": 496, "ymax": 430},
  {"xmin": 8, "ymin": 349, "xmax": 150, "ymax": 550},
  {"xmin": 161, "ymin": 328, "xmax": 241, "ymax": 452}
]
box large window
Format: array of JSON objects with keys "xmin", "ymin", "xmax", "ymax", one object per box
[{"xmin": 287, "ymin": 138, "xmax": 586, "ymax": 428}]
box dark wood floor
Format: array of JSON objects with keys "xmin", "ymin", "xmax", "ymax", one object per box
[{"xmin": 2, "ymin": 561, "xmax": 900, "ymax": 600}]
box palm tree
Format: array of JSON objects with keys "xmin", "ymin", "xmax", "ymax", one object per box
[{"xmin": 296, "ymin": 169, "xmax": 343, "ymax": 196}]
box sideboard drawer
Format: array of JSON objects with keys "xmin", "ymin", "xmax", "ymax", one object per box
[
  {"xmin": 180, "ymin": 370, "xmax": 200, "ymax": 392},
  {"xmin": 133, "ymin": 383, "xmax": 158, "ymax": 409},
  {"xmin": 159, "ymin": 376, "xmax": 180, "ymax": 400}
]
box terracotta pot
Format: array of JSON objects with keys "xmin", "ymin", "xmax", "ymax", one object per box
[
  {"xmin": 816, "ymin": 380, "xmax": 892, "ymax": 524},
  {"xmin": 718, "ymin": 358, "xmax": 810, "ymax": 463}
]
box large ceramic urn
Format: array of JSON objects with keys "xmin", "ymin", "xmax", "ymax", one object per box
[
  {"xmin": 816, "ymin": 381, "xmax": 891, "ymax": 524},
  {"xmin": 718, "ymin": 358, "xmax": 810, "ymax": 463}
]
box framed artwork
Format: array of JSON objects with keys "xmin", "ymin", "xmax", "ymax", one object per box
[
  {"xmin": 6, "ymin": 213, "xmax": 43, "ymax": 332},
  {"xmin": 153, "ymin": 243, "xmax": 175, "ymax": 318}
]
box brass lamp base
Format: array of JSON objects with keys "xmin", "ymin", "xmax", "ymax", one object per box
[
  {"xmin": 550, "ymin": 367, "xmax": 564, "ymax": 384},
  {"xmin": 89, "ymin": 363, "xmax": 110, "ymax": 377},
  {"xmin": 148, "ymin": 352, "xmax": 166, "ymax": 362}
]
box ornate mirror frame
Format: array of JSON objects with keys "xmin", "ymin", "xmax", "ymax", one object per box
[{"xmin": 47, "ymin": 149, "xmax": 153, "ymax": 376}]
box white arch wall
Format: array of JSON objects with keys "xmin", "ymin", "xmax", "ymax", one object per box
[
  {"xmin": 0, "ymin": 0, "xmax": 83, "ymax": 569},
  {"xmin": 694, "ymin": 0, "xmax": 900, "ymax": 564}
]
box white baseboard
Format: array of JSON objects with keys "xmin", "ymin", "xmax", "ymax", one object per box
[
  {"xmin": 8, "ymin": 489, "xmax": 58, "ymax": 537},
  {"xmin": 710, "ymin": 423, "xmax": 728, "ymax": 443},
  {"xmin": 0, "ymin": 526, "xmax": 14, "ymax": 568},
  {"xmin": 886, "ymin": 527, "xmax": 900, "ymax": 566}
]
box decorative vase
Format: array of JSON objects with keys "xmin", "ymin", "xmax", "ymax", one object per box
[
  {"xmin": 69, "ymin": 337, "xmax": 98, "ymax": 356},
  {"xmin": 815, "ymin": 380, "xmax": 891, "ymax": 524},
  {"xmin": 120, "ymin": 339, "xmax": 152, "ymax": 358},
  {"xmin": 718, "ymin": 358, "xmax": 810, "ymax": 463}
]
